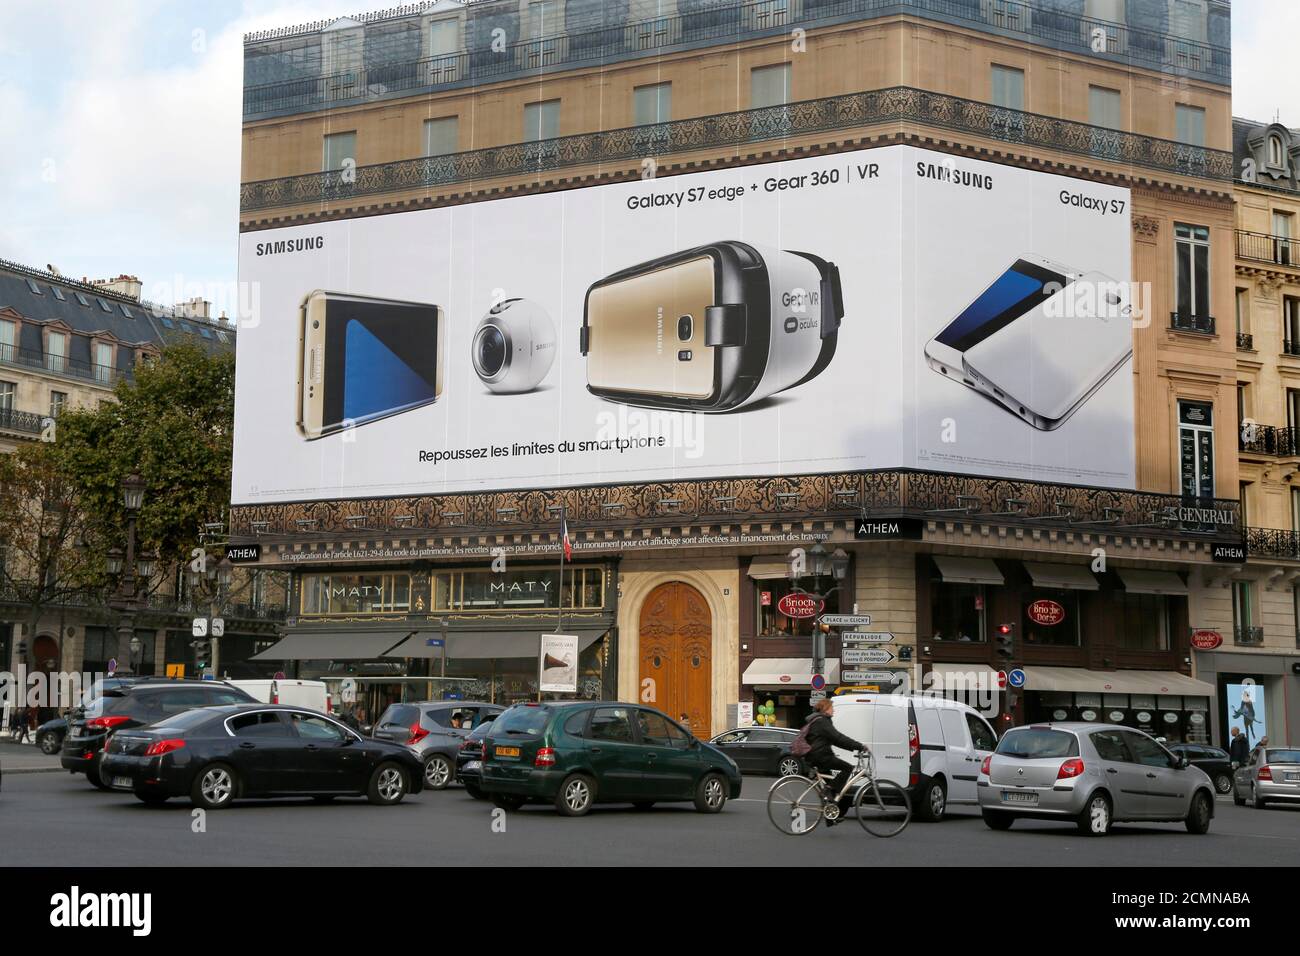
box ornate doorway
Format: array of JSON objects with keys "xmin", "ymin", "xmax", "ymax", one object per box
[{"xmin": 638, "ymin": 582, "xmax": 712, "ymax": 738}]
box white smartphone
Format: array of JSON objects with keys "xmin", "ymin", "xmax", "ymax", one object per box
[
  {"xmin": 924, "ymin": 256, "xmax": 1081, "ymax": 396},
  {"xmin": 963, "ymin": 270, "xmax": 1132, "ymax": 431}
]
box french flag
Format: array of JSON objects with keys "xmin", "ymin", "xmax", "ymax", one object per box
[{"xmin": 561, "ymin": 510, "xmax": 572, "ymax": 562}]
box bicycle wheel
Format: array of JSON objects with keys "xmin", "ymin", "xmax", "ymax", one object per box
[
  {"xmin": 766, "ymin": 775, "xmax": 825, "ymax": 835},
  {"xmin": 854, "ymin": 778, "xmax": 911, "ymax": 837}
]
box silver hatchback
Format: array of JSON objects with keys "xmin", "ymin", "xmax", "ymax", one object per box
[{"xmin": 977, "ymin": 723, "xmax": 1215, "ymax": 836}]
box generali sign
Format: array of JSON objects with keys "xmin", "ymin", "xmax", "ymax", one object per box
[{"xmin": 776, "ymin": 593, "xmax": 824, "ymax": 619}]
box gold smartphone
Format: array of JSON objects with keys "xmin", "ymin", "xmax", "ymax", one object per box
[{"xmin": 297, "ymin": 291, "xmax": 445, "ymax": 441}]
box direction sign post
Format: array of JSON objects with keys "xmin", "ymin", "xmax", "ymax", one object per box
[
  {"xmin": 819, "ymin": 614, "xmax": 873, "ymax": 628},
  {"xmin": 840, "ymin": 631, "xmax": 894, "ymax": 644},
  {"xmin": 841, "ymin": 670, "xmax": 903, "ymax": 685},
  {"xmin": 841, "ymin": 646, "xmax": 895, "ymax": 666}
]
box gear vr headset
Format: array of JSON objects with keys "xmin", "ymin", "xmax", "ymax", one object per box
[{"xmin": 579, "ymin": 240, "xmax": 843, "ymax": 412}]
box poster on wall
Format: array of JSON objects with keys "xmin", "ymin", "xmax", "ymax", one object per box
[
  {"xmin": 233, "ymin": 144, "xmax": 1135, "ymax": 505},
  {"xmin": 538, "ymin": 633, "xmax": 579, "ymax": 694},
  {"xmin": 1225, "ymin": 682, "xmax": 1267, "ymax": 748}
]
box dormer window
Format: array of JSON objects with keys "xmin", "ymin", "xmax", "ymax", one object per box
[
  {"xmin": 94, "ymin": 341, "xmax": 115, "ymax": 384},
  {"xmin": 1269, "ymin": 134, "xmax": 1285, "ymax": 168},
  {"xmin": 46, "ymin": 330, "xmax": 67, "ymax": 373}
]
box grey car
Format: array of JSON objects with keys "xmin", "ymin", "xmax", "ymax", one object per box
[
  {"xmin": 977, "ymin": 723, "xmax": 1215, "ymax": 836},
  {"xmin": 372, "ymin": 701, "xmax": 503, "ymax": 790},
  {"xmin": 1232, "ymin": 747, "xmax": 1300, "ymax": 809}
]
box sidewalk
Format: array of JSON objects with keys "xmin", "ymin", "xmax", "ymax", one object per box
[{"xmin": 0, "ymin": 738, "xmax": 64, "ymax": 774}]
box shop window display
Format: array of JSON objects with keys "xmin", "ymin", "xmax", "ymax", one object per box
[
  {"xmin": 929, "ymin": 573, "xmax": 986, "ymax": 642},
  {"xmin": 756, "ymin": 580, "xmax": 839, "ymax": 637},
  {"xmin": 1021, "ymin": 588, "xmax": 1081, "ymax": 647},
  {"xmin": 1112, "ymin": 591, "xmax": 1171, "ymax": 650}
]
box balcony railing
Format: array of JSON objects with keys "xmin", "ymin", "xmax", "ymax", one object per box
[
  {"xmin": 1236, "ymin": 331, "xmax": 1254, "ymax": 351},
  {"xmin": 1171, "ymin": 312, "xmax": 1216, "ymax": 335},
  {"xmin": 243, "ymin": 0, "xmax": 1230, "ymax": 118},
  {"xmin": 0, "ymin": 343, "xmax": 125, "ymax": 387},
  {"xmin": 1234, "ymin": 625, "xmax": 1264, "ymax": 646},
  {"xmin": 1236, "ymin": 229, "xmax": 1300, "ymax": 268},
  {"xmin": 1243, "ymin": 527, "xmax": 1300, "ymax": 559},
  {"xmin": 1284, "ymin": 339, "xmax": 1300, "ymax": 356},
  {"xmin": 240, "ymin": 87, "xmax": 1234, "ymax": 213},
  {"xmin": 146, "ymin": 593, "xmax": 288, "ymax": 622},
  {"xmin": 1238, "ymin": 424, "xmax": 1299, "ymax": 457},
  {"xmin": 0, "ymin": 406, "xmax": 45, "ymax": 435},
  {"xmin": 229, "ymin": 467, "xmax": 1241, "ymax": 543}
]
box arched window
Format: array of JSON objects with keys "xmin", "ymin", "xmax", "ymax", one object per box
[{"xmin": 1269, "ymin": 134, "xmax": 1285, "ymax": 167}]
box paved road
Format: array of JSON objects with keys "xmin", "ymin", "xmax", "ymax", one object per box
[{"xmin": 2, "ymin": 769, "xmax": 1296, "ymax": 866}]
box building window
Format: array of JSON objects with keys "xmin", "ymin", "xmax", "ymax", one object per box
[
  {"xmin": 1286, "ymin": 297, "xmax": 1300, "ymax": 353},
  {"xmin": 1177, "ymin": 400, "xmax": 1214, "ymax": 500},
  {"xmin": 1113, "ymin": 592, "xmax": 1171, "ymax": 651},
  {"xmin": 432, "ymin": 566, "xmax": 605, "ymax": 612},
  {"xmin": 25, "ymin": 278, "xmax": 42, "ymax": 295},
  {"xmin": 322, "ymin": 130, "xmax": 357, "ymax": 173},
  {"xmin": 93, "ymin": 342, "xmax": 114, "ymax": 384},
  {"xmin": 1174, "ymin": 223, "xmax": 1210, "ymax": 322},
  {"xmin": 1269, "ymin": 134, "xmax": 1285, "ymax": 168},
  {"xmin": 300, "ymin": 572, "xmax": 412, "ymax": 617},
  {"xmin": 756, "ymin": 578, "xmax": 841, "ymax": 638},
  {"xmin": 0, "ymin": 318, "xmax": 15, "ymax": 363},
  {"xmin": 1235, "ymin": 288, "xmax": 1249, "ymax": 336},
  {"xmin": 423, "ymin": 116, "xmax": 459, "ymax": 156},
  {"xmin": 1237, "ymin": 381, "xmax": 1249, "ymax": 426},
  {"xmin": 51, "ymin": 286, "xmax": 64, "ymax": 301},
  {"xmin": 1089, "ymin": 85, "xmax": 1120, "ymax": 128},
  {"xmin": 928, "ymin": 563, "xmax": 986, "ymax": 643},
  {"xmin": 0, "ymin": 380, "xmax": 14, "ymax": 411},
  {"xmin": 1021, "ymin": 589, "xmax": 1081, "ymax": 647},
  {"xmin": 429, "ymin": 18, "xmax": 458, "ymax": 57},
  {"xmin": 1288, "ymin": 388, "xmax": 1300, "ymax": 434},
  {"xmin": 82, "ymin": 628, "xmax": 155, "ymax": 676},
  {"xmin": 1291, "ymin": 488, "xmax": 1300, "ymax": 533},
  {"xmin": 633, "ymin": 82, "xmax": 672, "ymax": 126},
  {"xmin": 45, "ymin": 331, "xmax": 67, "ymax": 373},
  {"xmin": 49, "ymin": 391, "xmax": 67, "ymax": 418},
  {"xmin": 1238, "ymin": 481, "xmax": 1251, "ymax": 528},
  {"xmin": 1175, "ymin": 104, "xmax": 1205, "ymax": 146},
  {"xmin": 1273, "ymin": 211, "xmax": 1294, "ymax": 266},
  {"xmin": 990, "ymin": 65, "xmax": 1025, "ymax": 110},
  {"xmin": 751, "ymin": 62, "xmax": 791, "ymax": 109},
  {"xmin": 524, "ymin": 99, "xmax": 560, "ymax": 142},
  {"xmin": 1232, "ymin": 580, "xmax": 1255, "ymax": 638}
]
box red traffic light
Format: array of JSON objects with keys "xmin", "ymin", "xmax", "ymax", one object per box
[{"xmin": 996, "ymin": 624, "xmax": 1014, "ymax": 635}]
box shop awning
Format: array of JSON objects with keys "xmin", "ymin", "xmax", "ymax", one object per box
[
  {"xmin": 926, "ymin": 662, "xmax": 1001, "ymax": 691},
  {"xmin": 742, "ymin": 658, "xmax": 841, "ymax": 687},
  {"xmin": 1020, "ymin": 666, "xmax": 1214, "ymax": 697},
  {"xmin": 383, "ymin": 627, "xmax": 608, "ymax": 660},
  {"xmin": 1117, "ymin": 568, "xmax": 1189, "ymax": 595},
  {"xmin": 933, "ymin": 556, "xmax": 1004, "ymax": 585},
  {"xmin": 747, "ymin": 557, "xmax": 792, "ymax": 580},
  {"xmin": 250, "ymin": 632, "xmax": 407, "ymax": 661},
  {"xmin": 1025, "ymin": 562, "xmax": 1099, "ymax": 590}
]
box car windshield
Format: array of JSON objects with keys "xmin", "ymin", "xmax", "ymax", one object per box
[
  {"xmin": 491, "ymin": 706, "xmax": 552, "ymax": 737},
  {"xmin": 996, "ymin": 728, "xmax": 1079, "ymax": 759},
  {"xmin": 1265, "ymin": 749, "xmax": 1300, "ymax": 764}
]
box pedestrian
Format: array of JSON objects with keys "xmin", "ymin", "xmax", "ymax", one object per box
[
  {"xmin": 14, "ymin": 705, "xmax": 32, "ymax": 744},
  {"xmin": 679, "ymin": 713, "xmax": 692, "ymax": 735},
  {"xmin": 1228, "ymin": 725, "xmax": 1249, "ymax": 768}
]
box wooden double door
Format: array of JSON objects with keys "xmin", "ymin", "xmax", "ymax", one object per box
[{"xmin": 638, "ymin": 582, "xmax": 712, "ymax": 739}]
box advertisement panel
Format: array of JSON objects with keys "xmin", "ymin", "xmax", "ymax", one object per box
[
  {"xmin": 1226, "ymin": 682, "xmax": 1266, "ymax": 749},
  {"xmin": 538, "ymin": 633, "xmax": 579, "ymax": 694},
  {"xmin": 232, "ymin": 144, "xmax": 1134, "ymax": 505}
]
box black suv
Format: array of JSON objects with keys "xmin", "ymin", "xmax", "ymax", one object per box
[{"xmin": 61, "ymin": 680, "xmax": 255, "ymax": 789}]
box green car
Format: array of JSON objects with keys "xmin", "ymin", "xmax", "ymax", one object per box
[{"xmin": 480, "ymin": 701, "xmax": 743, "ymax": 816}]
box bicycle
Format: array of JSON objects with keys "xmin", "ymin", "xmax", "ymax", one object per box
[{"xmin": 766, "ymin": 749, "xmax": 911, "ymax": 837}]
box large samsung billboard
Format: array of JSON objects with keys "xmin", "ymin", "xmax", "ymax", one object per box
[{"xmin": 232, "ymin": 144, "xmax": 1134, "ymax": 505}]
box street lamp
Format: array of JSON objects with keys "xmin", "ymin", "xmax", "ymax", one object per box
[
  {"xmin": 107, "ymin": 475, "xmax": 149, "ymax": 675},
  {"xmin": 787, "ymin": 543, "xmax": 851, "ymax": 687},
  {"xmin": 121, "ymin": 473, "xmax": 145, "ymax": 512},
  {"xmin": 128, "ymin": 634, "xmax": 143, "ymax": 675}
]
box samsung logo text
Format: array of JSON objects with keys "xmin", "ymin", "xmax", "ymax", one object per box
[
  {"xmin": 255, "ymin": 236, "xmax": 324, "ymax": 256},
  {"xmin": 50, "ymin": 886, "xmax": 152, "ymax": 937}
]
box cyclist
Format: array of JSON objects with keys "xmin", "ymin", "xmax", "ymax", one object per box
[{"xmin": 801, "ymin": 697, "xmax": 865, "ymax": 826}]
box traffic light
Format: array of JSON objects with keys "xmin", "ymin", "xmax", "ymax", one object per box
[
  {"xmin": 812, "ymin": 620, "xmax": 831, "ymax": 668},
  {"xmin": 16, "ymin": 639, "xmax": 27, "ymax": 662},
  {"xmin": 191, "ymin": 639, "xmax": 210, "ymax": 672},
  {"xmin": 995, "ymin": 623, "xmax": 1015, "ymax": 660}
]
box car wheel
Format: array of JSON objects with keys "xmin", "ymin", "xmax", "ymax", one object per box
[
  {"xmin": 134, "ymin": 791, "xmax": 169, "ymax": 806},
  {"xmin": 777, "ymin": 756, "xmax": 803, "ymax": 778},
  {"xmin": 491, "ymin": 794, "xmax": 525, "ymax": 811},
  {"xmin": 367, "ymin": 762, "xmax": 408, "ymax": 806},
  {"xmin": 39, "ymin": 731, "xmax": 61, "ymax": 755},
  {"xmin": 191, "ymin": 763, "xmax": 237, "ymax": 810},
  {"xmin": 555, "ymin": 774, "xmax": 596, "ymax": 817},
  {"xmin": 1252, "ymin": 783, "xmax": 1267, "ymax": 810},
  {"xmin": 85, "ymin": 755, "xmax": 111, "ymax": 791},
  {"xmin": 423, "ymin": 754, "xmax": 453, "ymax": 791},
  {"xmin": 982, "ymin": 809, "xmax": 1015, "ymax": 830},
  {"xmin": 694, "ymin": 773, "xmax": 728, "ymax": 813},
  {"xmin": 1232, "ymin": 783, "xmax": 1246, "ymax": 806},
  {"xmin": 1077, "ymin": 792, "xmax": 1112, "ymax": 836},
  {"xmin": 915, "ymin": 777, "xmax": 947, "ymax": 822},
  {"xmin": 1213, "ymin": 773, "xmax": 1232, "ymax": 795},
  {"xmin": 1185, "ymin": 791, "xmax": 1212, "ymax": 834}
]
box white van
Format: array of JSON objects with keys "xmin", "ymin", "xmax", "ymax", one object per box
[
  {"xmin": 827, "ymin": 693, "xmax": 999, "ymax": 822},
  {"xmin": 227, "ymin": 679, "xmax": 329, "ymax": 712}
]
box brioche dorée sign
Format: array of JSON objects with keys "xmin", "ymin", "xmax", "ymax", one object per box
[
  {"xmin": 1027, "ymin": 599, "xmax": 1066, "ymax": 626},
  {"xmin": 777, "ymin": 593, "xmax": 824, "ymax": 619},
  {"xmin": 1190, "ymin": 629, "xmax": 1223, "ymax": 650}
]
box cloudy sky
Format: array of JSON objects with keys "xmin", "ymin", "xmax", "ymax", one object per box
[{"xmin": 0, "ymin": 0, "xmax": 1295, "ymax": 313}]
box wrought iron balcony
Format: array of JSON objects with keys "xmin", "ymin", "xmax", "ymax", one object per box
[
  {"xmin": 0, "ymin": 343, "xmax": 125, "ymax": 387},
  {"xmin": 1243, "ymin": 527, "xmax": 1300, "ymax": 560},
  {"xmin": 1234, "ymin": 625, "xmax": 1264, "ymax": 646},
  {"xmin": 1170, "ymin": 312, "xmax": 1215, "ymax": 335},
  {"xmin": 243, "ymin": 0, "xmax": 1230, "ymax": 119},
  {"xmin": 1238, "ymin": 424, "xmax": 1299, "ymax": 457},
  {"xmin": 145, "ymin": 592, "xmax": 288, "ymax": 623},
  {"xmin": 1236, "ymin": 331, "xmax": 1254, "ymax": 351},
  {"xmin": 1236, "ymin": 229, "xmax": 1300, "ymax": 268},
  {"xmin": 228, "ymin": 467, "xmax": 1241, "ymax": 545},
  {"xmin": 240, "ymin": 87, "xmax": 1233, "ymax": 213},
  {"xmin": 0, "ymin": 406, "xmax": 45, "ymax": 435},
  {"xmin": 1284, "ymin": 339, "xmax": 1300, "ymax": 357}
]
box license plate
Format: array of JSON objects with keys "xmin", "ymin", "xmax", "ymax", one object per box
[
  {"xmin": 1285, "ymin": 772, "xmax": 1300, "ymax": 783},
  {"xmin": 464, "ymin": 760, "xmax": 482, "ymax": 771},
  {"xmin": 110, "ymin": 776, "xmax": 134, "ymax": 791},
  {"xmin": 495, "ymin": 746, "xmax": 520, "ymax": 759},
  {"xmin": 1001, "ymin": 790, "xmax": 1038, "ymax": 805}
]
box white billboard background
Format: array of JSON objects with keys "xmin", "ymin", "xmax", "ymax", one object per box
[{"xmin": 232, "ymin": 144, "xmax": 1133, "ymax": 505}]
